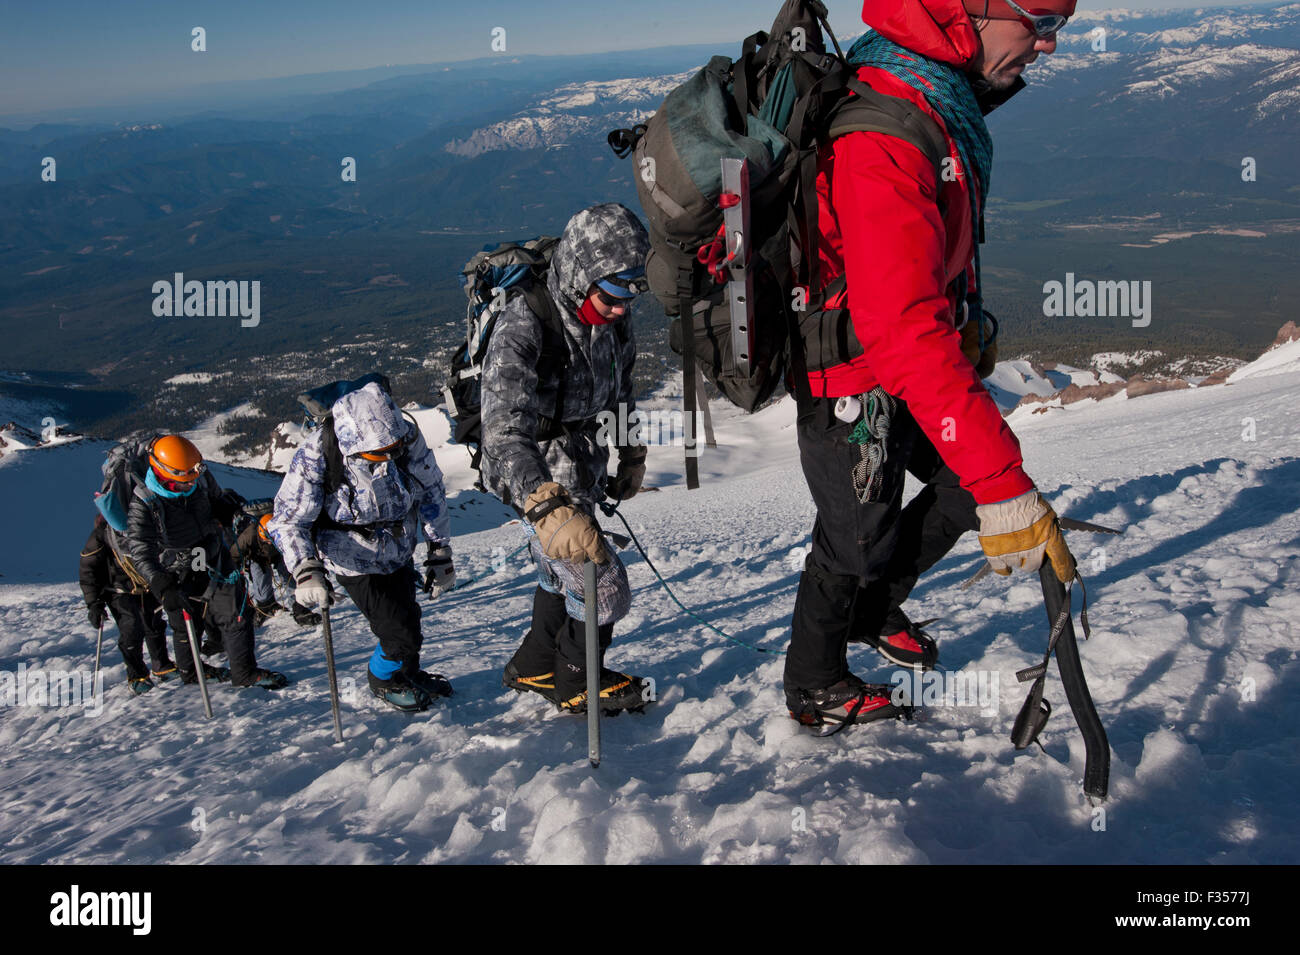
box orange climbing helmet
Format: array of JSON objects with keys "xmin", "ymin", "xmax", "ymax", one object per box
[{"xmin": 149, "ymin": 434, "xmax": 205, "ymax": 484}]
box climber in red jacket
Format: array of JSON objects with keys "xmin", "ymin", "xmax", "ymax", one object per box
[{"xmin": 785, "ymin": 0, "xmax": 1079, "ymax": 730}]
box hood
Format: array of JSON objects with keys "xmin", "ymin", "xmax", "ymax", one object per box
[
  {"xmin": 859, "ymin": 0, "xmax": 980, "ymax": 69},
  {"xmin": 547, "ymin": 203, "xmax": 651, "ymax": 314},
  {"xmin": 332, "ymin": 382, "xmax": 411, "ymax": 457}
]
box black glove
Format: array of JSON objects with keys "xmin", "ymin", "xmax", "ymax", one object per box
[
  {"xmin": 606, "ymin": 446, "xmax": 647, "ymax": 501},
  {"xmin": 291, "ymin": 601, "xmax": 322, "ymax": 627},
  {"xmin": 422, "ymin": 544, "xmax": 455, "ymax": 594},
  {"xmin": 152, "ymin": 575, "xmax": 192, "ymax": 620},
  {"xmin": 88, "ymin": 604, "xmax": 106, "ymax": 629}
]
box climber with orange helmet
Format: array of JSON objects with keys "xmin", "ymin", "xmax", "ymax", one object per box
[
  {"xmin": 126, "ymin": 434, "xmax": 289, "ymax": 690},
  {"xmin": 229, "ymin": 507, "xmax": 321, "ymax": 628}
]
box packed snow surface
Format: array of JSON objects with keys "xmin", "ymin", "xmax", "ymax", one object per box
[{"xmin": 1, "ymin": 357, "xmax": 1297, "ymax": 863}]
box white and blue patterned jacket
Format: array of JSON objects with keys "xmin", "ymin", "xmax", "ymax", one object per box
[{"xmin": 269, "ymin": 382, "xmax": 451, "ymax": 577}]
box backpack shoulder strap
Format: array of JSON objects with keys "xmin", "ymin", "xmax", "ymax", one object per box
[
  {"xmin": 319, "ymin": 415, "xmax": 347, "ymax": 500},
  {"xmin": 521, "ymin": 284, "xmax": 571, "ymax": 426},
  {"xmin": 829, "ymin": 78, "xmax": 948, "ymax": 190},
  {"xmin": 813, "ymin": 77, "xmax": 950, "ymax": 310},
  {"xmin": 522, "ymin": 283, "xmax": 565, "ymax": 347}
]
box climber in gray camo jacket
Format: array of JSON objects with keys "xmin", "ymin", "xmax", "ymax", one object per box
[{"xmin": 481, "ymin": 202, "xmax": 655, "ymax": 714}]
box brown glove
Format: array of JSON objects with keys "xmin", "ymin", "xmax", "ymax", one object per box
[
  {"xmin": 960, "ymin": 307, "xmax": 998, "ymax": 379},
  {"xmin": 524, "ymin": 482, "xmax": 609, "ymax": 564},
  {"xmin": 606, "ymin": 446, "xmax": 647, "ymax": 501},
  {"xmin": 977, "ymin": 490, "xmax": 1076, "ymax": 583}
]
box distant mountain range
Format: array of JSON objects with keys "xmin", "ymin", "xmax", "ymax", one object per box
[{"xmin": 1, "ymin": 2, "xmax": 1297, "ymax": 449}]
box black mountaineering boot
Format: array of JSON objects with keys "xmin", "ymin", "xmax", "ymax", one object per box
[
  {"xmin": 503, "ymin": 660, "xmax": 559, "ymax": 704},
  {"xmin": 856, "ymin": 611, "xmax": 939, "ymax": 670},
  {"xmin": 404, "ymin": 668, "xmax": 453, "ymax": 700},
  {"xmin": 182, "ymin": 661, "xmax": 231, "ymax": 685},
  {"xmin": 785, "ymin": 673, "xmax": 913, "ymax": 736},
  {"xmin": 368, "ymin": 670, "xmax": 431, "ymax": 713},
  {"xmin": 558, "ymin": 669, "xmax": 651, "ymax": 716}
]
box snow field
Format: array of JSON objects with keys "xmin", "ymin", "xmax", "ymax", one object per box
[{"xmin": 1, "ymin": 346, "xmax": 1298, "ymax": 863}]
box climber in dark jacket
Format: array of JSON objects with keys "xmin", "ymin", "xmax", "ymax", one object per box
[
  {"xmin": 79, "ymin": 515, "xmax": 175, "ymax": 693},
  {"xmin": 126, "ymin": 434, "xmax": 287, "ymax": 690}
]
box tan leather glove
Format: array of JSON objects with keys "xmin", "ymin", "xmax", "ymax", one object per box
[
  {"xmin": 977, "ymin": 490, "xmax": 1076, "ymax": 583},
  {"xmin": 524, "ymin": 482, "xmax": 609, "ymax": 564},
  {"xmin": 606, "ymin": 446, "xmax": 647, "ymax": 501},
  {"xmin": 960, "ymin": 308, "xmax": 999, "ymax": 379}
]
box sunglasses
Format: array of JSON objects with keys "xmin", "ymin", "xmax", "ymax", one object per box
[
  {"xmin": 156, "ymin": 473, "xmax": 199, "ymax": 494},
  {"xmin": 358, "ymin": 439, "xmax": 403, "ymax": 462},
  {"xmin": 152, "ymin": 458, "xmax": 205, "ymax": 482},
  {"xmin": 592, "ymin": 287, "xmax": 636, "ymax": 308},
  {"xmin": 1003, "ymin": 0, "xmax": 1069, "ymax": 38}
]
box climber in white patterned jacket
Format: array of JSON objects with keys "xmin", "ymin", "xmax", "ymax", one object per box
[{"xmin": 269, "ymin": 380, "xmax": 455, "ymax": 712}]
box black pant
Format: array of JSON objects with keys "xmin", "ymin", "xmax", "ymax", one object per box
[
  {"xmin": 338, "ymin": 565, "xmax": 424, "ymax": 675},
  {"xmin": 109, "ymin": 592, "xmax": 170, "ymax": 680},
  {"xmin": 163, "ymin": 575, "xmax": 257, "ymax": 685},
  {"xmin": 785, "ymin": 396, "xmax": 979, "ymax": 691},
  {"xmin": 511, "ymin": 587, "xmax": 613, "ymax": 700}
]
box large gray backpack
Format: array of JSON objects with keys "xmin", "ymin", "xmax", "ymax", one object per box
[{"xmin": 608, "ymin": 0, "xmax": 946, "ymax": 487}]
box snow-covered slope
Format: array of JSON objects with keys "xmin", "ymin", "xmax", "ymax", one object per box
[
  {"xmin": 983, "ymin": 359, "xmax": 1126, "ymax": 412},
  {"xmin": 1, "ymin": 362, "xmax": 1298, "ymax": 863},
  {"xmin": 1227, "ymin": 335, "xmax": 1300, "ymax": 383},
  {"xmin": 444, "ymin": 73, "xmax": 691, "ymax": 157}
]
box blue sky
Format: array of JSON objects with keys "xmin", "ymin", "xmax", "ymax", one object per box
[{"xmin": 0, "ymin": 0, "xmax": 1284, "ymax": 118}]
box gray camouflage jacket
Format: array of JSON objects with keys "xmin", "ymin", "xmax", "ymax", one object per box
[{"xmin": 480, "ymin": 203, "xmax": 650, "ymax": 510}]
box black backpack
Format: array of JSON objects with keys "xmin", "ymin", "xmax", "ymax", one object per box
[
  {"xmin": 91, "ymin": 437, "xmax": 159, "ymax": 591},
  {"xmin": 441, "ymin": 238, "xmax": 573, "ymax": 471},
  {"xmin": 608, "ymin": 0, "xmax": 947, "ymax": 487}
]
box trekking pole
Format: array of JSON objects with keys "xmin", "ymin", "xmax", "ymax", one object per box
[
  {"xmin": 91, "ymin": 621, "xmax": 104, "ymax": 699},
  {"xmin": 181, "ymin": 610, "xmax": 214, "ymax": 720},
  {"xmin": 1039, "ymin": 559, "xmax": 1109, "ymax": 801},
  {"xmin": 584, "ymin": 560, "xmax": 601, "ymax": 768},
  {"xmin": 321, "ymin": 607, "xmax": 344, "ymax": 744}
]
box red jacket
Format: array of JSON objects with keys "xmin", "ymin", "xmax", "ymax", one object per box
[{"xmin": 809, "ymin": 0, "xmax": 1033, "ymax": 506}]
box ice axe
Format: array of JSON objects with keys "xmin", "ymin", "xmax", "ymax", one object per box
[
  {"xmin": 182, "ymin": 610, "xmax": 214, "ymax": 719},
  {"xmin": 584, "ymin": 560, "xmax": 601, "ymax": 769},
  {"xmin": 321, "ymin": 606, "xmax": 344, "ymax": 744},
  {"xmin": 1013, "ymin": 559, "xmax": 1110, "ymax": 801},
  {"xmin": 91, "ymin": 620, "xmax": 104, "ymax": 699}
]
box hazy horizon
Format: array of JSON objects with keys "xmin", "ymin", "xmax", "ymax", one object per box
[{"xmin": 3, "ymin": 0, "xmax": 1290, "ymax": 125}]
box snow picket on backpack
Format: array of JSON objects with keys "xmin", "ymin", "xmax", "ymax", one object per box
[
  {"xmin": 441, "ymin": 237, "xmax": 572, "ymax": 471},
  {"xmin": 607, "ymin": 0, "xmax": 947, "ymax": 487},
  {"xmin": 92, "ymin": 438, "xmax": 160, "ymax": 591}
]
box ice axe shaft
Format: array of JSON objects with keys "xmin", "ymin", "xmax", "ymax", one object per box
[
  {"xmin": 182, "ymin": 610, "xmax": 214, "ymax": 720},
  {"xmin": 321, "ymin": 607, "xmax": 344, "ymax": 744},
  {"xmin": 92, "ymin": 621, "xmax": 104, "ymax": 698},
  {"xmin": 1039, "ymin": 560, "xmax": 1109, "ymax": 800},
  {"xmin": 584, "ymin": 560, "xmax": 601, "ymax": 768}
]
